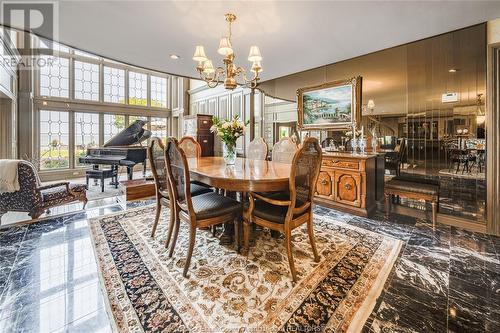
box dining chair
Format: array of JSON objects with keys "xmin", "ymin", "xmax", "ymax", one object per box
[
  {"xmin": 244, "ymin": 137, "xmax": 323, "ymax": 282},
  {"xmin": 164, "ymin": 137, "xmax": 242, "ymax": 277},
  {"xmin": 147, "ymin": 138, "xmax": 211, "ymax": 243},
  {"xmin": 246, "ymin": 137, "xmax": 268, "ymax": 160},
  {"xmin": 272, "ymin": 137, "xmax": 298, "ymax": 164},
  {"xmin": 179, "ymin": 136, "xmax": 212, "ymax": 187},
  {"xmin": 179, "ymin": 136, "xmax": 202, "ymax": 158}
]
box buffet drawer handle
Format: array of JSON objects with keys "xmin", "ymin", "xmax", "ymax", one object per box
[
  {"xmin": 321, "ymin": 179, "xmax": 328, "ymax": 185},
  {"xmin": 344, "ymin": 183, "xmax": 352, "ymax": 190},
  {"xmin": 203, "ymin": 140, "xmax": 208, "ymax": 143},
  {"xmin": 203, "ymin": 120, "xmax": 208, "ymax": 124}
]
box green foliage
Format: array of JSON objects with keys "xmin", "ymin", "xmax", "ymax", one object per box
[
  {"xmin": 211, "ymin": 114, "xmax": 249, "ymax": 147},
  {"xmin": 128, "ymin": 97, "xmax": 148, "ymax": 106}
]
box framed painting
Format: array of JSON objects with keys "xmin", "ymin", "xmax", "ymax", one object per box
[{"xmin": 297, "ymin": 76, "xmax": 362, "ymax": 130}]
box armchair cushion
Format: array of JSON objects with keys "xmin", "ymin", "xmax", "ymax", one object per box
[
  {"xmin": 191, "ymin": 192, "xmax": 240, "ymax": 220},
  {"xmin": 41, "ymin": 183, "xmax": 87, "ymax": 203},
  {"xmin": 251, "ymin": 192, "xmax": 305, "ymax": 224}
]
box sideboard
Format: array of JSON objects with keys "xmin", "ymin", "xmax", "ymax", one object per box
[{"xmin": 314, "ymin": 152, "xmax": 384, "ymax": 217}]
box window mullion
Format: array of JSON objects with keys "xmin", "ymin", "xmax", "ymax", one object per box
[
  {"xmin": 69, "ymin": 111, "xmax": 75, "ymax": 169},
  {"xmin": 69, "ymin": 57, "xmax": 75, "ymax": 100}
]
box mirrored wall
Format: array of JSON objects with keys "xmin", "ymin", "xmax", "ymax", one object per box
[{"xmin": 259, "ymin": 23, "xmax": 486, "ymax": 223}]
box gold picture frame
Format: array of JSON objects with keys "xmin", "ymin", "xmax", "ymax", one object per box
[{"xmin": 297, "ymin": 76, "xmax": 362, "ymax": 130}]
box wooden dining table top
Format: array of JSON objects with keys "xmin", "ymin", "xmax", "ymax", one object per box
[{"xmin": 187, "ymin": 157, "xmax": 291, "ymax": 192}]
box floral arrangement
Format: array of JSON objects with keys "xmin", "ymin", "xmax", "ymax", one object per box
[
  {"xmin": 210, "ymin": 115, "xmax": 249, "ymax": 147},
  {"xmin": 210, "ymin": 115, "xmax": 249, "ymax": 164}
]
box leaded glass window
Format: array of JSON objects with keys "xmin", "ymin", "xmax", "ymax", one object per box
[
  {"xmin": 128, "ymin": 71, "xmax": 147, "ymax": 106},
  {"xmin": 129, "ymin": 115, "xmax": 147, "ymax": 125},
  {"xmin": 103, "ymin": 114, "xmax": 125, "ymax": 143},
  {"xmin": 74, "ymin": 61, "xmax": 100, "ymax": 101},
  {"xmin": 75, "ymin": 112, "xmax": 99, "ymax": 166},
  {"xmin": 39, "ymin": 56, "xmax": 70, "ymax": 98},
  {"xmin": 151, "ymin": 117, "xmax": 168, "ymax": 143},
  {"xmin": 103, "ymin": 67, "xmax": 125, "ymax": 103},
  {"xmin": 39, "ymin": 110, "xmax": 70, "ymax": 170},
  {"xmin": 151, "ymin": 76, "xmax": 167, "ymax": 108}
]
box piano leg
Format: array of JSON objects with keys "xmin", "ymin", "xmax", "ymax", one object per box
[
  {"xmin": 127, "ymin": 166, "xmax": 133, "ymax": 180},
  {"xmin": 109, "ymin": 165, "xmax": 119, "ymax": 186},
  {"xmin": 93, "ymin": 165, "xmax": 99, "ymax": 186}
]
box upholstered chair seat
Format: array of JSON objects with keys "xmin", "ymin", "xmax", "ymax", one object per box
[
  {"xmin": 41, "ymin": 183, "xmax": 87, "ymax": 203},
  {"xmin": 191, "ymin": 192, "xmax": 241, "ymax": 220},
  {"xmin": 250, "ymin": 193, "xmax": 304, "ymax": 224}
]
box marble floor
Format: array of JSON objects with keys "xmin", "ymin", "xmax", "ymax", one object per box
[{"xmin": 0, "ymin": 199, "xmax": 499, "ymax": 332}]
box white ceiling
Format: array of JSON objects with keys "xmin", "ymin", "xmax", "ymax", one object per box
[{"xmin": 11, "ymin": 1, "xmax": 500, "ymax": 81}]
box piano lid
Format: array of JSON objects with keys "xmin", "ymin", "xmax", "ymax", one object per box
[{"xmin": 103, "ymin": 119, "xmax": 152, "ymax": 147}]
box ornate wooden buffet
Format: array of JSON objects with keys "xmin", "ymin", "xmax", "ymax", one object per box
[{"xmin": 314, "ymin": 152, "xmax": 384, "ymax": 217}]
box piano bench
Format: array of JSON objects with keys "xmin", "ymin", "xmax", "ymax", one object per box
[{"xmin": 85, "ymin": 169, "xmax": 118, "ymax": 192}]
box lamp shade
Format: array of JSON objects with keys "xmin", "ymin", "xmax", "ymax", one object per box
[
  {"xmin": 250, "ymin": 61, "xmax": 262, "ymax": 73},
  {"xmin": 202, "ymin": 60, "xmax": 215, "ymax": 74},
  {"xmin": 217, "ymin": 37, "xmax": 233, "ymax": 56},
  {"xmin": 248, "ymin": 46, "xmax": 262, "ymax": 62},
  {"xmin": 367, "ymin": 99, "xmax": 375, "ymax": 109},
  {"xmin": 193, "ymin": 45, "xmax": 207, "ymax": 62}
]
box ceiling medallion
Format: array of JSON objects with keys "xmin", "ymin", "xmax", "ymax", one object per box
[{"xmin": 192, "ymin": 13, "xmax": 262, "ymax": 90}]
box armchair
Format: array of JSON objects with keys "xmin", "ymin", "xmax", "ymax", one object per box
[{"xmin": 0, "ymin": 161, "xmax": 87, "ymax": 220}]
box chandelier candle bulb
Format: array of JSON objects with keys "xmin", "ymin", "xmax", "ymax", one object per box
[{"xmin": 251, "ymin": 61, "xmax": 262, "ymax": 73}]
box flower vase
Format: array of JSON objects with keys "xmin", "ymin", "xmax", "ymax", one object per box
[
  {"xmin": 359, "ymin": 138, "xmax": 366, "ymax": 155},
  {"xmin": 372, "ymin": 136, "xmax": 378, "ymax": 153},
  {"xmin": 351, "ymin": 138, "xmax": 358, "ymax": 154},
  {"xmin": 223, "ymin": 142, "xmax": 237, "ymax": 165}
]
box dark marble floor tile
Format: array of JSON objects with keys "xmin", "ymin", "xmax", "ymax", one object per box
[
  {"xmin": 448, "ymin": 296, "xmax": 489, "ymax": 332},
  {"xmin": 0, "ymin": 225, "xmax": 27, "ymax": 246},
  {"xmin": 372, "ymin": 290, "xmax": 447, "ymax": 332},
  {"xmin": 390, "ymin": 256, "xmax": 449, "ymax": 299}
]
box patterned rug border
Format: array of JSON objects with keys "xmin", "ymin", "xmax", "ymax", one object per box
[
  {"xmin": 88, "ymin": 205, "xmax": 158, "ymax": 333},
  {"xmin": 88, "ymin": 205, "xmax": 403, "ymax": 333}
]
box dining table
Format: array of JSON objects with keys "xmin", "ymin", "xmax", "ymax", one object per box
[{"xmin": 187, "ymin": 156, "xmax": 292, "ymax": 244}]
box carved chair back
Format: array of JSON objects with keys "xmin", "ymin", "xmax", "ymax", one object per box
[
  {"xmin": 147, "ymin": 137, "xmax": 169, "ymax": 196},
  {"xmin": 246, "ymin": 137, "xmax": 268, "ymax": 160},
  {"xmin": 272, "ymin": 137, "xmax": 298, "ymax": 164},
  {"xmin": 164, "ymin": 137, "xmax": 195, "ymax": 219},
  {"xmin": 179, "ymin": 136, "xmax": 201, "ymax": 159},
  {"xmin": 288, "ymin": 137, "xmax": 323, "ymax": 214}
]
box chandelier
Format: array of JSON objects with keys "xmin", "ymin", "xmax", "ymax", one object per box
[{"xmin": 192, "ymin": 13, "xmax": 263, "ymax": 90}]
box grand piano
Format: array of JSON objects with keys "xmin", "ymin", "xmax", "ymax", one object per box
[{"xmin": 79, "ymin": 120, "xmax": 152, "ymax": 180}]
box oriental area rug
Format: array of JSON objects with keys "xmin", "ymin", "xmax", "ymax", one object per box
[{"xmin": 88, "ymin": 205, "xmax": 402, "ymax": 333}]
